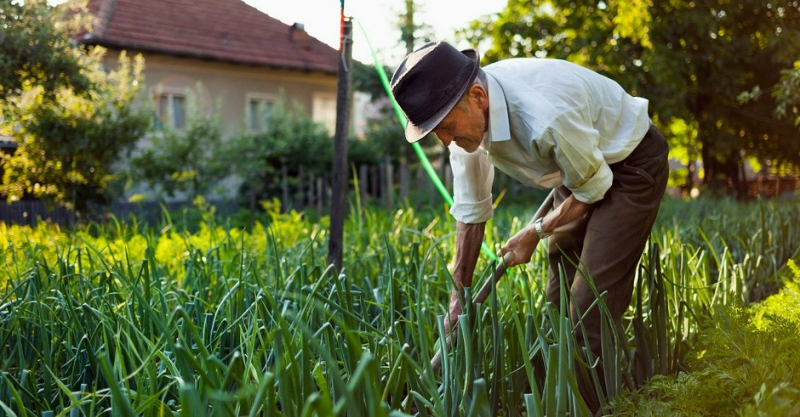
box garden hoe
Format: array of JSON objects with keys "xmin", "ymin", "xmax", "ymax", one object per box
[
  {"xmin": 401, "ymin": 190, "xmax": 555, "ymax": 410},
  {"xmin": 430, "ymin": 189, "xmax": 555, "ymax": 371}
]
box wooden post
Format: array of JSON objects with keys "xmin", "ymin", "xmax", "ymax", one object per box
[
  {"xmin": 445, "ymin": 164, "xmax": 453, "ymax": 195},
  {"xmin": 400, "ymin": 160, "xmax": 409, "ymax": 203},
  {"xmin": 359, "ymin": 164, "xmax": 368, "ymax": 203},
  {"xmin": 379, "ymin": 160, "xmax": 386, "ymax": 208},
  {"xmin": 298, "ymin": 165, "xmax": 305, "ymax": 208},
  {"xmin": 317, "ymin": 176, "xmax": 324, "ymax": 213},
  {"xmin": 328, "ymin": 17, "xmax": 352, "ymax": 271},
  {"xmin": 385, "ymin": 154, "xmax": 394, "ymax": 210},
  {"xmin": 309, "ymin": 173, "xmax": 315, "ymax": 210}
]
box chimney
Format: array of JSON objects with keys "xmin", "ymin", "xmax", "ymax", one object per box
[{"xmin": 290, "ymin": 22, "xmax": 310, "ymax": 50}]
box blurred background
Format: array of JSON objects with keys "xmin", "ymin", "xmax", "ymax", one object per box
[{"xmin": 1, "ymin": 0, "xmax": 799, "ymax": 226}]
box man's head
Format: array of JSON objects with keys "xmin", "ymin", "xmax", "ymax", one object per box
[{"xmin": 390, "ymin": 41, "xmax": 488, "ymax": 150}]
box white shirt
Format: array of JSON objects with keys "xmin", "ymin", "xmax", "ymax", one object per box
[{"xmin": 449, "ymin": 58, "xmax": 651, "ymax": 224}]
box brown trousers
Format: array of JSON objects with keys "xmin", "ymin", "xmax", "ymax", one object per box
[{"xmin": 546, "ymin": 124, "xmax": 669, "ymax": 410}]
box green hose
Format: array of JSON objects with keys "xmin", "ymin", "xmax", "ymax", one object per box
[{"xmin": 355, "ymin": 20, "xmax": 497, "ymax": 261}]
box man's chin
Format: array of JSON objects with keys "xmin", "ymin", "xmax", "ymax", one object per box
[
  {"xmin": 454, "ymin": 141, "xmax": 480, "ymax": 153},
  {"xmin": 460, "ymin": 144, "xmax": 480, "ymax": 153}
]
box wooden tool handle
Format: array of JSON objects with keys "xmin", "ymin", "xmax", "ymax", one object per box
[
  {"xmin": 430, "ymin": 251, "xmax": 515, "ymax": 370},
  {"xmin": 429, "ymin": 190, "xmax": 555, "ymax": 372}
]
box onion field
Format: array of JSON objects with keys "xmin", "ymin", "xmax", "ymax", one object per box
[{"xmin": 1, "ymin": 197, "xmax": 799, "ymax": 416}]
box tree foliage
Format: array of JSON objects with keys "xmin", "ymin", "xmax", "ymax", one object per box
[
  {"xmin": 351, "ymin": 60, "xmax": 392, "ymax": 101},
  {"xmin": 460, "ymin": 0, "xmax": 800, "ymax": 197},
  {"xmin": 0, "ymin": 0, "xmax": 91, "ymax": 105},
  {"xmin": 773, "ymin": 60, "xmax": 800, "ymax": 128},
  {"xmin": 1, "ymin": 49, "xmax": 150, "ymax": 210},
  {"xmin": 649, "ymin": 0, "xmax": 800, "ymax": 196},
  {"xmin": 0, "ymin": 0, "xmax": 150, "ymax": 210}
]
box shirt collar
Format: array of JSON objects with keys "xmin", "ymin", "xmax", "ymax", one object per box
[{"xmin": 486, "ymin": 71, "xmax": 511, "ymax": 143}]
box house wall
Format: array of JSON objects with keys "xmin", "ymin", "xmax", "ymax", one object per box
[
  {"xmin": 102, "ymin": 49, "xmax": 338, "ymax": 137},
  {"xmin": 100, "ymin": 49, "xmax": 339, "ymax": 202}
]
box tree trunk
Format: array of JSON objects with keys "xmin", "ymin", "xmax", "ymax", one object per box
[{"xmin": 685, "ymin": 159, "xmax": 696, "ymax": 195}]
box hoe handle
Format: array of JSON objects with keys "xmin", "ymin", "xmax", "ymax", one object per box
[
  {"xmin": 429, "ymin": 190, "xmax": 555, "ymax": 372},
  {"xmin": 428, "ymin": 252, "xmax": 514, "ymax": 372}
]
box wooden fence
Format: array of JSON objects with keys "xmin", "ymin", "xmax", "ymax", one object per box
[
  {"xmin": 0, "ymin": 161, "xmax": 541, "ymax": 227},
  {"xmin": 0, "ymin": 200, "xmax": 240, "ymax": 227},
  {"xmin": 747, "ymin": 175, "xmax": 799, "ymax": 198},
  {"xmin": 0, "ymin": 200, "xmax": 74, "ymax": 226},
  {"xmin": 276, "ymin": 160, "xmax": 532, "ymax": 213},
  {"xmin": 279, "ymin": 162, "xmax": 454, "ymax": 212}
]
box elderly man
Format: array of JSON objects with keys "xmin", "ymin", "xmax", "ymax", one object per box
[{"xmin": 390, "ymin": 41, "xmax": 669, "ymax": 410}]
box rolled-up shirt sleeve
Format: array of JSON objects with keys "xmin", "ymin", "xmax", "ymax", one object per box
[
  {"xmin": 448, "ymin": 144, "xmax": 494, "ymax": 223},
  {"xmin": 547, "ymin": 110, "xmax": 613, "ymax": 204}
]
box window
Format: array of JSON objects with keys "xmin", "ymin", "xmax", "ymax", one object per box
[
  {"xmin": 313, "ymin": 93, "xmax": 337, "ymax": 135},
  {"xmin": 246, "ymin": 93, "xmax": 277, "ymax": 133},
  {"xmin": 154, "ymin": 92, "xmax": 186, "ymax": 130}
]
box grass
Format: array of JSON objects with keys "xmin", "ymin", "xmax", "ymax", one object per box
[
  {"xmin": 0, "ymin": 196, "xmax": 799, "ymax": 416},
  {"xmin": 612, "ymin": 260, "xmax": 800, "ymax": 416}
]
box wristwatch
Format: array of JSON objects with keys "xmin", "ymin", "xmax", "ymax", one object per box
[{"xmin": 534, "ymin": 218, "xmax": 550, "ymax": 239}]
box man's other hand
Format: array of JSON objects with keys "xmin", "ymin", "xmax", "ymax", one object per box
[
  {"xmin": 444, "ymin": 290, "xmax": 462, "ymax": 335},
  {"xmin": 501, "ymin": 226, "xmax": 540, "ymax": 266}
]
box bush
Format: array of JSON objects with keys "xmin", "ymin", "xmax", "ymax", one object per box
[
  {"xmin": 224, "ymin": 97, "xmax": 331, "ymax": 207},
  {"xmin": 612, "ymin": 259, "xmax": 800, "ymax": 416},
  {"xmin": 127, "ymin": 100, "xmax": 227, "ymax": 201}
]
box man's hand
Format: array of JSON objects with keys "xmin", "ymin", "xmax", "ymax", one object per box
[
  {"xmin": 445, "ymin": 221, "xmax": 485, "ymax": 335},
  {"xmin": 501, "ymin": 226, "xmax": 540, "ymax": 266},
  {"xmin": 444, "ymin": 290, "xmax": 462, "ymax": 335}
]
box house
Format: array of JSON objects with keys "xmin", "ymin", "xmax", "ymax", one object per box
[{"xmin": 83, "ymin": 0, "xmax": 341, "ymax": 138}]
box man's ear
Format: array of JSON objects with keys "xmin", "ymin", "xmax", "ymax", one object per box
[{"xmin": 469, "ymin": 85, "xmax": 489, "ymax": 110}]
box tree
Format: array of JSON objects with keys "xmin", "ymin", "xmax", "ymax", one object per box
[
  {"xmin": 648, "ymin": 0, "xmax": 800, "ymax": 196},
  {"xmin": 1, "ymin": 49, "xmax": 150, "ymax": 210},
  {"xmin": 0, "ymin": 0, "xmax": 150, "ymax": 211},
  {"xmin": 460, "ymin": 0, "xmax": 800, "ymax": 197},
  {"xmin": 0, "ymin": 0, "xmax": 91, "ymax": 105},
  {"xmin": 395, "ymin": 0, "xmax": 435, "ymax": 201},
  {"xmin": 397, "ymin": 0, "xmax": 434, "ymax": 54},
  {"xmin": 771, "ymin": 60, "xmax": 800, "ymax": 131}
]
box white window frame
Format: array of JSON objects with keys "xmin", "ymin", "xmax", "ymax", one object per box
[
  {"xmin": 245, "ymin": 93, "xmax": 278, "ymax": 133},
  {"xmin": 152, "ymin": 86, "xmax": 188, "ymax": 131},
  {"xmin": 312, "ymin": 92, "xmax": 337, "ymax": 136}
]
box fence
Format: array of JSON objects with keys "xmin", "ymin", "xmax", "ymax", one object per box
[
  {"xmin": 747, "ymin": 175, "xmax": 799, "ymax": 198},
  {"xmin": 0, "ymin": 200, "xmax": 74, "ymax": 226},
  {"xmin": 0, "ymin": 200, "xmax": 240, "ymax": 227},
  {"xmin": 0, "ymin": 159, "xmax": 538, "ymax": 227},
  {"xmin": 275, "ymin": 160, "xmax": 532, "ymax": 213}
]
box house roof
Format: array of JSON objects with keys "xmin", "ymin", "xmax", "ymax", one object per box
[{"xmin": 84, "ymin": 0, "xmax": 339, "ymax": 74}]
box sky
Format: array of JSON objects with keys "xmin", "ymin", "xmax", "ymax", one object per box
[{"xmin": 244, "ymin": 0, "xmax": 506, "ymax": 67}]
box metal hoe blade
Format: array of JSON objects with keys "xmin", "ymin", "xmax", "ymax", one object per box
[
  {"xmin": 429, "ymin": 189, "xmax": 555, "ymax": 371},
  {"xmin": 400, "ymin": 190, "xmax": 555, "ymax": 412}
]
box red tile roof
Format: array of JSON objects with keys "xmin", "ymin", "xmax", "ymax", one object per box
[{"xmin": 84, "ymin": 0, "xmax": 339, "ymax": 74}]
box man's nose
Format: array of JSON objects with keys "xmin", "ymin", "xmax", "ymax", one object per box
[{"xmin": 437, "ymin": 133, "xmax": 452, "ymax": 146}]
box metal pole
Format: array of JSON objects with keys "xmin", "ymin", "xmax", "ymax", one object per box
[{"xmin": 328, "ymin": 17, "xmax": 352, "ymax": 271}]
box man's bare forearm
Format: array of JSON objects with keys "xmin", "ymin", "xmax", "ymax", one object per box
[
  {"xmin": 502, "ymin": 193, "xmax": 594, "ymax": 266},
  {"xmin": 453, "ymin": 221, "xmax": 485, "ymax": 291},
  {"xmin": 537, "ymin": 194, "xmax": 592, "ymax": 234}
]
